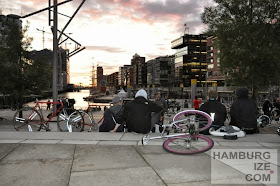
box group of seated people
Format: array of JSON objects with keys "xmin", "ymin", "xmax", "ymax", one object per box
[
  {"xmin": 99, "ymin": 87, "xmax": 260, "ymax": 134},
  {"xmin": 199, "ymin": 87, "xmax": 259, "ymax": 134},
  {"xmin": 99, "ymin": 89, "xmax": 167, "ymax": 133}
]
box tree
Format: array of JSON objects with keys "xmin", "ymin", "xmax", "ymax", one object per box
[
  {"xmin": 0, "ymin": 18, "xmax": 52, "ymax": 108},
  {"xmin": 201, "ymin": 0, "xmax": 280, "ymax": 98}
]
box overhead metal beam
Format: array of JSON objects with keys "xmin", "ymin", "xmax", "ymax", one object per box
[{"xmin": 21, "ymin": 0, "xmax": 72, "ymax": 19}]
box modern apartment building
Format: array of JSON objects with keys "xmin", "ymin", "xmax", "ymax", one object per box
[
  {"xmin": 97, "ymin": 66, "xmax": 104, "ymax": 87},
  {"xmin": 118, "ymin": 65, "xmax": 132, "ymax": 88},
  {"xmin": 206, "ymin": 36, "xmax": 225, "ymax": 86},
  {"xmin": 131, "ymin": 53, "xmax": 146, "ymax": 88},
  {"xmin": 147, "ymin": 55, "xmax": 175, "ymax": 87},
  {"xmin": 171, "ymin": 34, "xmax": 208, "ymax": 87}
]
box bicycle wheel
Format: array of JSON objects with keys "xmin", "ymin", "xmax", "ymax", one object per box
[
  {"xmin": 13, "ymin": 108, "xmax": 43, "ymax": 131},
  {"xmin": 67, "ymin": 110, "xmax": 84, "ymax": 132},
  {"xmin": 57, "ymin": 108, "xmax": 75, "ymax": 132},
  {"xmin": 258, "ymin": 114, "xmax": 271, "ymax": 127},
  {"xmin": 79, "ymin": 110, "xmax": 94, "ymax": 132},
  {"xmin": 163, "ymin": 134, "xmax": 214, "ymax": 155},
  {"xmin": 172, "ymin": 110, "xmax": 212, "ymax": 132}
]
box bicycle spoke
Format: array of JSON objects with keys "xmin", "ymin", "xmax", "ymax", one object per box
[
  {"xmin": 163, "ymin": 134, "xmax": 214, "ymax": 155},
  {"xmin": 13, "ymin": 109, "xmax": 42, "ymax": 132}
]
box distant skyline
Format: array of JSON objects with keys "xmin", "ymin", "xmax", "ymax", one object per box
[{"xmin": 0, "ymin": 0, "xmax": 214, "ymax": 86}]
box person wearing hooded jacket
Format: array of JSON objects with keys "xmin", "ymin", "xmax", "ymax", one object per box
[
  {"xmin": 199, "ymin": 89, "xmax": 227, "ymax": 135},
  {"xmin": 99, "ymin": 96, "xmax": 125, "ymax": 132},
  {"xmin": 230, "ymin": 87, "xmax": 259, "ymax": 133},
  {"xmin": 123, "ymin": 89, "xmax": 163, "ymax": 134}
]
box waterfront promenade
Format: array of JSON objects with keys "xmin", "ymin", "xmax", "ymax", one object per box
[{"xmin": 0, "ymin": 109, "xmax": 279, "ymax": 185}]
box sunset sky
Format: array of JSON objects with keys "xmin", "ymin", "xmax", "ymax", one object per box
[{"xmin": 0, "ymin": 0, "xmax": 214, "ymax": 86}]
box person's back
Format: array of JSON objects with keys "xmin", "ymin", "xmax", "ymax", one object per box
[
  {"xmin": 230, "ymin": 88, "xmax": 259, "ymax": 133},
  {"xmin": 263, "ymin": 99, "xmax": 272, "ymax": 117},
  {"xmin": 123, "ymin": 89, "xmax": 162, "ymax": 134},
  {"xmin": 199, "ymin": 90, "xmax": 227, "ymax": 134}
]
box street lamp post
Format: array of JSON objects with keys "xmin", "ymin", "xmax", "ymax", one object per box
[{"xmin": 52, "ymin": 0, "xmax": 58, "ymax": 112}]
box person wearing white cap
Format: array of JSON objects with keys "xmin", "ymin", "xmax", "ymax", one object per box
[
  {"xmin": 123, "ymin": 89, "xmax": 163, "ymax": 134},
  {"xmin": 99, "ymin": 96, "xmax": 125, "ymax": 132}
]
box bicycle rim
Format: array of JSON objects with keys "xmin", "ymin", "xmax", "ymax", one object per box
[
  {"xmin": 57, "ymin": 108, "xmax": 74, "ymax": 132},
  {"xmin": 67, "ymin": 110, "xmax": 84, "ymax": 132},
  {"xmin": 80, "ymin": 111, "xmax": 94, "ymax": 132},
  {"xmin": 173, "ymin": 110, "xmax": 212, "ymax": 132},
  {"xmin": 163, "ymin": 135, "xmax": 214, "ymax": 155},
  {"xmin": 258, "ymin": 115, "xmax": 271, "ymax": 127},
  {"xmin": 13, "ymin": 109, "xmax": 42, "ymax": 131}
]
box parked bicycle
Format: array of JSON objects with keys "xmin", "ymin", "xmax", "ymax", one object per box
[
  {"xmin": 74, "ymin": 104, "xmax": 107, "ymax": 132},
  {"xmin": 13, "ymin": 101, "xmax": 83, "ymax": 132},
  {"xmin": 142, "ymin": 110, "xmax": 213, "ymax": 155}
]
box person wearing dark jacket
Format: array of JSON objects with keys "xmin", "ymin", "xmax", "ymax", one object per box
[
  {"xmin": 262, "ymin": 98, "xmax": 273, "ymax": 117},
  {"xmin": 99, "ymin": 96, "xmax": 125, "ymax": 132},
  {"xmin": 123, "ymin": 89, "xmax": 163, "ymax": 134},
  {"xmin": 230, "ymin": 87, "xmax": 259, "ymax": 133},
  {"xmin": 199, "ymin": 90, "xmax": 227, "ymax": 134}
]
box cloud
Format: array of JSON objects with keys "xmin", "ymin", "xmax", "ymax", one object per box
[{"xmin": 85, "ymin": 45, "xmax": 126, "ymax": 53}]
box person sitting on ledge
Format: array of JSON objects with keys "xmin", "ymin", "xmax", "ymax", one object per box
[
  {"xmin": 230, "ymin": 87, "xmax": 259, "ymax": 134},
  {"xmin": 123, "ymin": 89, "xmax": 162, "ymax": 134},
  {"xmin": 99, "ymin": 96, "xmax": 125, "ymax": 132}
]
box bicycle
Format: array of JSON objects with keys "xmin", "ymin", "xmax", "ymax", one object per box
[
  {"xmin": 142, "ymin": 110, "xmax": 214, "ymax": 155},
  {"xmin": 257, "ymin": 114, "xmax": 271, "ymax": 128},
  {"xmin": 13, "ymin": 101, "xmax": 84, "ymax": 132},
  {"xmin": 75, "ymin": 104, "xmax": 108, "ymax": 132}
]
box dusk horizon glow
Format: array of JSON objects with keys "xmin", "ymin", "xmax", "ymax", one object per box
[{"xmin": 0, "ymin": 0, "xmax": 213, "ymax": 86}]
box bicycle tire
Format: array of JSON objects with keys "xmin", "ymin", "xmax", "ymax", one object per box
[
  {"xmin": 162, "ymin": 134, "xmax": 214, "ymax": 155},
  {"xmin": 57, "ymin": 108, "xmax": 77, "ymax": 132},
  {"xmin": 79, "ymin": 110, "xmax": 94, "ymax": 132},
  {"xmin": 172, "ymin": 110, "xmax": 212, "ymax": 132},
  {"xmin": 67, "ymin": 110, "xmax": 84, "ymax": 132},
  {"xmin": 13, "ymin": 108, "xmax": 43, "ymax": 131},
  {"xmin": 257, "ymin": 114, "xmax": 271, "ymax": 127}
]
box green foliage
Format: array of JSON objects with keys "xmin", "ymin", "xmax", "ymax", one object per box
[
  {"xmin": 0, "ymin": 19, "xmax": 52, "ymax": 106},
  {"xmin": 201, "ymin": 0, "xmax": 280, "ymax": 93}
]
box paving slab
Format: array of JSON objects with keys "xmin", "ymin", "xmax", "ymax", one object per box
[
  {"xmin": 0, "ymin": 139, "xmax": 24, "ymax": 143},
  {"xmin": 72, "ymin": 145, "xmax": 148, "ymax": 172},
  {"xmin": 0, "ymin": 144, "xmax": 75, "ymax": 186},
  {"xmin": 0, "ymin": 144, "xmax": 18, "ymax": 160},
  {"xmin": 2, "ymin": 144, "xmax": 75, "ymax": 161},
  {"xmin": 0, "ymin": 131, "xmax": 123, "ymax": 141},
  {"xmin": 20, "ymin": 139, "xmax": 61, "ymax": 144},
  {"xmin": 135, "ymin": 145, "xmax": 169, "ymax": 155},
  {"xmin": 142, "ymin": 153, "xmax": 212, "ymax": 184},
  {"xmin": 58, "ymin": 140, "xmax": 99, "ymax": 145},
  {"xmin": 97, "ymin": 140, "xmax": 138, "ymax": 145},
  {"xmin": 69, "ymin": 167, "xmax": 165, "ymax": 186},
  {"xmin": 0, "ymin": 158, "xmax": 72, "ymax": 186}
]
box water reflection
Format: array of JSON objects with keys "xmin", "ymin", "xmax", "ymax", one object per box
[{"xmin": 27, "ymin": 89, "xmax": 111, "ymax": 110}]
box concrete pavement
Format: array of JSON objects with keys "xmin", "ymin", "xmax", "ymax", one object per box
[
  {"xmin": 0, "ymin": 109, "xmax": 279, "ymax": 186},
  {"xmin": 0, "ymin": 131, "xmax": 279, "ymax": 186}
]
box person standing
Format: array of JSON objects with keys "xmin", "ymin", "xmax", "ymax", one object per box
[
  {"xmin": 230, "ymin": 87, "xmax": 259, "ymax": 133},
  {"xmin": 123, "ymin": 89, "xmax": 162, "ymax": 134},
  {"xmin": 262, "ymin": 98, "xmax": 273, "ymax": 117},
  {"xmin": 193, "ymin": 96, "xmax": 202, "ymax": 110},
  {"xmin": 47, "ymin": 99, "xmax": 51, "ymax": 110}
]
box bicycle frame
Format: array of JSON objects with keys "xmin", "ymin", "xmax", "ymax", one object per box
[
  {"xmin": 142, "ymin": 109, "xmax": 214, "ymax": 155},
  {"xmin": 34, "ymin": 101, "xmax": 64, "ymax": 123},
  {"xmin": 146, "ymin": 117, "xmax": 197, "ymax": 141}
]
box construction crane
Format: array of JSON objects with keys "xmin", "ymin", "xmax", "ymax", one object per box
[{"xmin": 36, "ymin": 27, "xmax": 46, "ymax": 49}]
